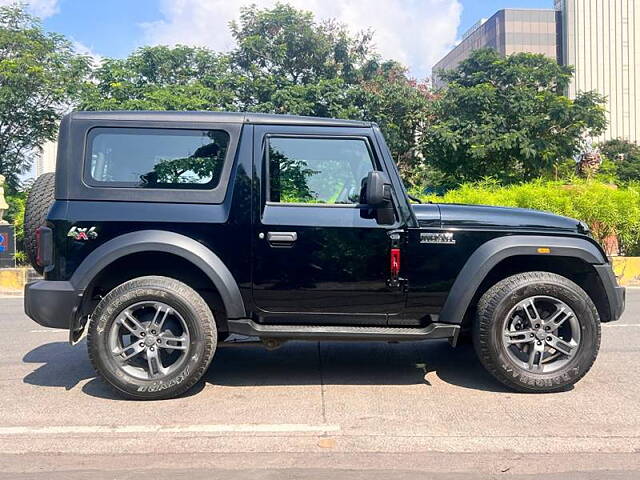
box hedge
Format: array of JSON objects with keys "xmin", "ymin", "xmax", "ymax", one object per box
[{"xmin": 419, "ymin": 180, "xmax": 640, "ymax": 256}]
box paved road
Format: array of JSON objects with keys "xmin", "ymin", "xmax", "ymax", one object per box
[{"xmin": 1, "ymin": 291, "xmax": 639, "ymax": 479}]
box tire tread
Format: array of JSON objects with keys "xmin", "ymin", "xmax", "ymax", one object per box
[
  {"xmin": 24, "ymin": 172, "xmax": 56, "ymax": 274},
  {"xmin": 473, "ymin": 271, "xmax": 601, "ymax": 393},
  {"xmin": 87, "ymin": 275, "xmax": 216, "ymax": 400}
]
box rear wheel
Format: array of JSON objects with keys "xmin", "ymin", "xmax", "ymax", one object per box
[
  {"xmin": 24, "ymin": 172, "xmax": 55, "ymax": 274},
  {"xmin": 88, "ymin": 276, "xmax": 217, "ymax": 400},
  {"xmin": 474, "ymin": 271, "xmax": 600, "ymax": 392}
]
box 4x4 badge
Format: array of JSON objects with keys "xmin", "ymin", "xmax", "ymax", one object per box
[{"xmin": 68, "ymin": 226, "xmax": 98, "ymax": 241}]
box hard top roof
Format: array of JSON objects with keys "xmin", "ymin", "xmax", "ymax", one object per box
[{"xmin": 68, "ymin": 110, "xmax": 372, "ymax": 128}]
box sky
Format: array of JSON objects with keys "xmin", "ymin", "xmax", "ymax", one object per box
[{"xmin": 3, "ymin": 0, "xmax": 553, "ymax": 79}]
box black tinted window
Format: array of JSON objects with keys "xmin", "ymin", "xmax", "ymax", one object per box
[
  {"xmin": 268, "ymin": 137, "xmax": 375, "ymax": 204},
  {"xmin": 88, "ymin": 128, "xmax": 230, "ymax": 189}
]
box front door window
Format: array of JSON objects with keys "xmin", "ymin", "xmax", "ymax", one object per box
[{"xmin": 268, "ymin": 137, "xmax": 375, "ymax": 205}]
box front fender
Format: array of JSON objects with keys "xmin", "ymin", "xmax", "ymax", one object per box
[
  {"xmin": 71, "ymin": 230, "xmax": 246, "ymax": 319},
  {"xmin": 438, "ymin": 235, "xmax": 607, "ymax": 325}
]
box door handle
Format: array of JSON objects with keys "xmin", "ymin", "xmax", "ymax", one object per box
[{"xmin": 266, "ymin": 231, "xmax": 297, "ymax": 246}]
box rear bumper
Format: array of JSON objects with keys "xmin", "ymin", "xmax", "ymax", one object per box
[
  {"xmin": 24, "ymin": 280, "xmax": 82, "ymax": 329},
  {"xmin": 594, "ymin": 264, "xmax": 626, "ymax": 322}
]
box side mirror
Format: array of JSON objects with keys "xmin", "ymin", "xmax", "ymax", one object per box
[
  {"xmin": 364, "ymin": 171, "xmax": 392, "ymax": 206},
  {"xmin": 361, "ymin": 171, "xmax": 395, "ymax": 225}
]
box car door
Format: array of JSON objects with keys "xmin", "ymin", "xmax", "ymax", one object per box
[{"xmin": 251, "ymin": 125, "xmax": 406, "ymax": 326}]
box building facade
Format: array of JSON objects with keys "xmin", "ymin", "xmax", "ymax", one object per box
[
  {"xmin": 35, "ymin": 141, "xmax": 57, "ymax": 178},
  {"xmin": 433, "ymin": 9, "xmax": 560, "ymax": 88},
  {"xmin": 557, "ymin": 0, "xmax": 640, "ymax": 143}
]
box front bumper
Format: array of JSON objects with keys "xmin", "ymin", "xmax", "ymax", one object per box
[
  {"xmin": 593, "ymin": 264, "xmax": 626, "ymax": 322},
  {"xmin": 24, "ymin": 280, "xmax": 82, "ymax": 329}
]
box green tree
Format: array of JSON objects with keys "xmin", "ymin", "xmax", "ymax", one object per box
[
  {"xmin": 230, "ymin": 3, "xmax": 376, "ymax": 86},
  {"xmin": 423, "ymin": 49, "xmax": 607, "ymax": 186},
  {"xmin": 357, "ymin": 61, "xmax": 433, "ymax": 180},
  {"xmin": 227, "ymin": 3, "xmax": 377, "ymax": 118},
  {"xmin": 0, "ymin": 5, "xmax": 90, "ymax": 190},
  {"xmin": 599, "ymin": 138, "xmax": 640, "ymax": 182},
  {"xmin": 79, "ymin": 45, "xmax": 236, "ymax": 111}
]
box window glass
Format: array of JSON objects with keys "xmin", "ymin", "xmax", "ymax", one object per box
[
  {"xmin": 88, "ymin": 128, "xmax": 230, "ymax": 189},
  {"xmin": 268, "ymin": 137, "xmax": 375, "ymax": 204}
]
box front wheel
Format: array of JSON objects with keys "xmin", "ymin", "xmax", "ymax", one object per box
[
  {"xmin": 473, "ymin": 271, "xmax": 601, "ymax": 393},
  {"xmin": 88, "ymin": 276, "xmax": 217, "ymax": 400}
]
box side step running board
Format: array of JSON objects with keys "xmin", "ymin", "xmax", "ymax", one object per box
[{"xmin": 227, "ymin": 319, "xmax": 460, "ymax": 344}]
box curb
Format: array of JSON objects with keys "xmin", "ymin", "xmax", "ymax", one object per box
[
  {"xmin": 611, "ymin": 257, "xmax": 640, "ymax": 287},
  {"xmin": 0, "ymin": 267, "xmax": 39, "ymax": 295},
  {"xmin": 0, "ymin": 268, "xmax": 28, "ymax": 293}
]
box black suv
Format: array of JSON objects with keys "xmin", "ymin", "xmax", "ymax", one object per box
[{"xmin": 24, "ymin": 111, "xmax": 625, "ymax": 400}]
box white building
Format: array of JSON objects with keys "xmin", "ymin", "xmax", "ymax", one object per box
[
  {"xmin": 35, "ymin": 140, "xmax": 57, "ymax": 178},
  {"xmin": 556, "ymin": 0, "xmax": 640, "ymax": 143}
]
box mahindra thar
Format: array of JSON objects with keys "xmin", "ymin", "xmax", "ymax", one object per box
[{"xmin": 23, "ymin": 111, "xmax": 625, "ymax": 399}]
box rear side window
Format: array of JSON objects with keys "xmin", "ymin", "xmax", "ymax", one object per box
[
  {"xmin": 87, "ymin": 128, "xmax": 230, "ymax": 189},
  {"xmin": 268, "ymin": 137, "xmax": 375, "ymax": 204}
]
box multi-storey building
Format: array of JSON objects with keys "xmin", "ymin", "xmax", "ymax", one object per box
[
  {"xmin": 556, "ymin": 0, "xmax": 639, "ymax": 142},
  {"xmin": 433, "ymin": 9, "xmax": 561, "ymax": 88}
]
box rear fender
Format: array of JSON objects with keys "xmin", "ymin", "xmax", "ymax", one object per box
[{"xmin": 70, "ymin": 230, "xmax": 245, "ymax": 335}]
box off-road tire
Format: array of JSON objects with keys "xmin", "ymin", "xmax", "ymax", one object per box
[
  {"xmin": 88, "ymin": 276, "xmax": 217, "ymax": 400},
  {"xmin": 473, "ymin": 271, "xmax": 601, "ymax": 393},
  {"xmin": 24, "ymin": 172, "xmax": 56, "ymax": 274}
]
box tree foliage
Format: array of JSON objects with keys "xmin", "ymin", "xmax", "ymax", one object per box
[
  {"xmin": 0, "ymin": 5, "xmax": 90, "ymax": 190},
  {"xmin": 423, "ymin": 49, "xmax": 607, "ymax": 186},
  {"xmin": 79, "ymin": 45, "xmax": 235, "ymax": 111},
  {"xmin": 230, "ymin": 4, "xmax": 375, "ymax": 86},
  {"xmin": 599, "ymin": 138, "xmax": 640, "ymax": 182}
]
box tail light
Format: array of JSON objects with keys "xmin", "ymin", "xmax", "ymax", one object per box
[{"xmin": 36, "ymin": 226, "xmax": 53, "ymax": 268}]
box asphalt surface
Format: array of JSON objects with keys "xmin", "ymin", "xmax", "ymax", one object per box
[{"xmin": 1, "ymin": 291, "xmax": 639, "ymax": 479}]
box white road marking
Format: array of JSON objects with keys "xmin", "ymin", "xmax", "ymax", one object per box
[
  {"xmin": 0, "ymin": 424, "xmax": 341, "ymax": 435},
  {"xmin": 603, "ymin": 324, "xmax": 640, "ymax": 327}
]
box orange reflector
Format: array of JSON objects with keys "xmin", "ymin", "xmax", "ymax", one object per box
[{"xmin": 537, "ymin": 247, "xmax": 551, "ymax": 254}]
